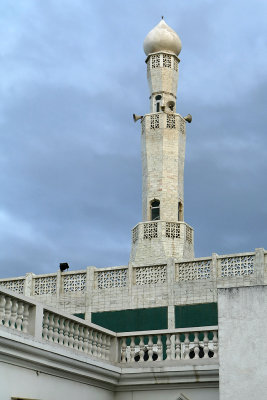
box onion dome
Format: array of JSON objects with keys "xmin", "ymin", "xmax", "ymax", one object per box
[{"xmin": 143, "ymin": 19, "xmax": 182, "ymax": 56}]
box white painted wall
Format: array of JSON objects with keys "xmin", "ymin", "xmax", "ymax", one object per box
[
  {"xmin": 218, "ymin": 285, "xmax": 267, "ymax": 400},
  {"xmin": 0, "ymin": 361, "xmax": 114, "ymax": 400}
]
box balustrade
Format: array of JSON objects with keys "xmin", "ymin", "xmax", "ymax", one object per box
[
  {"xmin": 118, "ymin": 327, "xmax": 218, "ymax": 364},
  {"xmin": 0, "ymin": 291, "xmax": 32, "ymax": 334},
  {"xmin": 0, "ymin": 288, "xmax": 219, "ymax": 367},
  {"xmin": 41, "ymin": 309, "xmax": 114, "ymax": 361}
]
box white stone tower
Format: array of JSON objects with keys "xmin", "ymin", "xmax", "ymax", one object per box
[{"xmin": 130, "ymin": 19, "xmax": 194, "ymax": 266}]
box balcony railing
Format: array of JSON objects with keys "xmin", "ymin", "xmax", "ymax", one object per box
[{"xmin": 0, "ymin": 286, "xmax": 218, "ymax": 366}]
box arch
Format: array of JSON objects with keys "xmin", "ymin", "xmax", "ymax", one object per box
[{"xmin": 151, "ymin": 199, "xmax": 160, "ymax": 221}]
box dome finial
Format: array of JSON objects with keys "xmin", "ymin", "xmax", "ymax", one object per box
[
  {"xmin": 143, "ymin": 19, "xmax": 182, "ymax": 56},
  {"xmin": 162, "ymin": 16, "xmax": 164, "ymax": 20}
]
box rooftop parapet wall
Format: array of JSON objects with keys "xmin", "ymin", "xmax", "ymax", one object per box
[{"xmin": 0, "ymin": 249, "xmax": 266, "ymax": 319}]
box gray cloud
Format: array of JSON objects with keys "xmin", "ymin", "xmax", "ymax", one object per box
[{"xmin": 0, "ymin": 0, "xmax": 266, "ymax": 278}]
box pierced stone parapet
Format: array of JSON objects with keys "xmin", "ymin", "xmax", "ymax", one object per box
[
  {"xmin": 134, "ymin": 265, "xmax": 167, "ymax": 285},
  {"xmin": 166, "ymin": 114, "xmax": 176, "ymax": 129},
  {"xmin": 147, "ymin": 52, "xmax": 179, "ymax": 71},
  {"xmin": 150, "ymin": 114, "xmax": 160, "ymax": 129},
  {"xmin": 34, "ymin": 275, "xmax": 57, "ymax": 295},
  {"xmin": 142, "ymin": 113, "xmax": 186, "ymax": 133},
  {"xmin": 96, "ymin": 268, "xmax": 128, "ymax": 289},
  {"xmin": 166, "ymin": 222, "xmax": 180, "ymax": 238},
  {"xmin": 63, "ymin": 273, "xmax": 86, "ymax": 293},
  {"xmin": 132, "ymin": 225, "xmax": 139, "ymax": 243},
  {"xmin": 219, "ymin": 255, "xmax": 255, "ymax": 277},
  {"xmin": 0, "ymin": 278, "xmax": 25, "ymax": 294},
  {"xmin": 176, "ymin": 259, "xmax": 211, "ymax": 282},
  {"xmin": 143, "ymin": 222, "xmax": 158, "ymax": 239},
  {"xmin": 186, "ymin": 225, "xmax": 193, "ymax": 243},
  {"xmin": 131, "ymin": 221, "xmax": 193, "ymax": 244}
]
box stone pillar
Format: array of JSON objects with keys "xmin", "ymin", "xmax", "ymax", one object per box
[
  {"xmin": 84, "ymin": 266, "xmax": 95, "ymax": 322},
  {"xmin": 255, "ymin": 248, "xmax": 265, "ymax": 284},
  {"xmin": 24, "ymin": 273, "xmax": 34, "ymax": 297},
  {"xmin": 56, "ymin": 271, "xmax": 61, "ymax": 298},
  {"xmin": 167, "ymin": 258, "xmax": 175, "ymax": 329}
]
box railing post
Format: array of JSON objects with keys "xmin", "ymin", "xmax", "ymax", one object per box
[
  {"xmin": 85, "ymin": 266, "xmax": 95, "ymax": 322},
  {"xmin": 28, "ymin": 303, "xmax": 43, "ymax": 340},
  {"xmin": 255, "ymin": 248, "xmax": 265, "ymax": 284},
  {"xmin": 56, "ymin": 271, "xmax": 61, "ymax": 298},
  {"xmin": 109, "ymin": 336, "xmax": 121, "ymax": 363},
  {"xmin": 24, "ymin": 273, "xmax": 34, "ymax": 297},
  {"xmin": 211, "ymin": 253, "xmax": 218, "ymax": 281}
]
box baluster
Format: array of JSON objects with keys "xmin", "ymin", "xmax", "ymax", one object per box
[
  {"xmin": 184, "ymin": 333, "xmax": 190, "ymax": 359},
  {"xmin": 63, "ymin": 320, "xmax": 70, "ymax": 346},
  {"xmin": 166, "ymin": 334, "xmax": 171, "ymax": 360},
  {"xmin": 97, "ymin": 333, "xmax": 102, "ymax": 358},
  {"xmin": 101, "ymin": 334, "xmax": 107, "ymax": 360},
  {"xmin": 4, "ymin": 296, "xmax": 12, "ymax": 327},
  {"xmin": 130, "ymin": 336, "xmax": 135, "ymax": 362},
  {"xmin": 78, "ymin": 326, "xmax": 85, "ymax": 351},
  {"xmin": 53, "ymin": 315, "xmax": 60, "ymax": 343},
  {"xmin": 48, "ymin": 312, "xmax": 55, "ymax": 342},
  {"xmin": 73, "ymin": 323, "xmax": 79, "ymax": 349},
  {"xmin": 175, "ymin": 333, "xmax": 181, "ymax": 360},
  {"xmin": 83, "ymin": 327, "xmax": 89, "ymax": 353},
  {"xmin": 10, "ymin": 299, "xmax": 18, "ymax": 329},
  {"xmin": 139, "ymin": 336, "xmax": 145, "ymax": 362},
  {"xmin": 58, "ymin": 317, "xmax": 65, "ymax": 345},
  {"xmin": 92, "ymin": 331, "xmax": 98, "ymax": 356},
  {"xmin": 105, "ymin": 335, "xmax": 111, "ymax": 360},
  {"xmin": 203, "ymin": 331, "xmax": 209, "ymax": 358},
  {"xmin": 68, "ymin": 322, "xmax": 75, "ymax": 348},
  {"xmin": 194, "ymin": 331, "xmax": 200, "ymax": 359},
  {"xmin": 148, "ymin": 335, "xmax": 153, "ymax": 361},
  {"xmin": 16, "ymin": 301, "xmax": 24, "ymax": 332},
  {"xmin": 121, "ymin": 337, "xmax": 127, "ymax": 363},
  {"xmin": 212, "ymin": 330, "xmax": 218, "ymax": 358},
  {"xmin": 157, "ymin": 335, "xmax": 163, "ymax": 361},
  {"xmin": 0, "ymin": 295, "xmax": 6, "ymax": 324},
  {"xmin": 42, "ymin": 311, "xmax": 50, "ymax": 340},
  {"xmin": 22, "ymin": 303, "xmax": 30, "ymax": 333},
  {"xmin": 88, "ymin": 329, "xmax": 93, "ymax": 355}
]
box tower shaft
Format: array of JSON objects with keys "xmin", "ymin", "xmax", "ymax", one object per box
[{"xmin": 129, "ymin": 20, "xmax": 194, "ymax": 266}]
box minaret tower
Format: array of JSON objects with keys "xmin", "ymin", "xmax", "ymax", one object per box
[{"xmin": 130, "ymin": 19, "xmax": 194, "ymax": 266}]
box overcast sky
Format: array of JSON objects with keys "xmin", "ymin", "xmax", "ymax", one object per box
[{"xmin": 0, "ymin": 0, "xmax": 267, "ymax": 278}]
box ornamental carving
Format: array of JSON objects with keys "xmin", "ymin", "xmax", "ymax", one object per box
[
  {"xmin": 135, "ymin": 265, "xmax": 167, "ymax": 285},
  {"xmin": 220, "ymin": 255, "xmax": 254, "ymax": 277},
  {"xmin": 63, "ymin": 273, "xmax": 86, "ymax": 293},
  {"xmin": 97, "ymin": 269, "xmax": 127, "ymax": 289},
  {"xmin": 143, "ymin": 222, "xmax": 158, "ymax": 239},
  {"xmin": 0, "ymin": 279, "xmax": 24, "ymax": 294},
  {"xmin": 177, "ymin": 260, "xmax": 211, "ymax": 281},
  {"xmin": 34, "ymin": 276, "xmax": 57, "ymax": 295},
  {"xmin": 166, "ymin": 222, "xmax": 180, "ymax": 238}
]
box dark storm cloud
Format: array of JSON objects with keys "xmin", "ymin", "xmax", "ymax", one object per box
[{"xmin": 0, "ymin": 0, "xmax": 266, "ymax": 277}]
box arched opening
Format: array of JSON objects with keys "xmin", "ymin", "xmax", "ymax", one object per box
[
  {"xmin": 155, "ymin": 95, "xmax": 162, "ymax": 112},
  {"xmin": 178, "ymin": 201, "xmax": 183, "ymax": 221},
  {"xmin": 151, "ymin": 199, "xmax": 160, "ymax": 221}
]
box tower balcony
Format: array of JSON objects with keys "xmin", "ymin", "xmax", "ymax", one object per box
[
  {"xmin": 130, "ymin": 221, "xmax": 194, "ymax": 265},
  {"xmin": 141, "ymin": 112, "xmax": 186, "ymax": 133}
]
